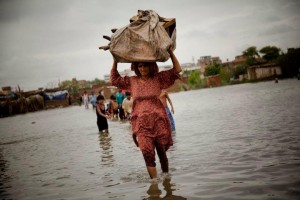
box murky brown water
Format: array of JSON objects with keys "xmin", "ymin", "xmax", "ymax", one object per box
[{"xmin": 1, "ymin": 79, "xmax": 300, "ymax": 200}]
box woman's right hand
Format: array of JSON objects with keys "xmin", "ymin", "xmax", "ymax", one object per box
[{"xmin": 167, "ymin": 45, "xmax": 174, "ymax": 54}]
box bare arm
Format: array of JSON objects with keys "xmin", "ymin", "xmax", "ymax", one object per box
[
  {"xmin": 112, "ymin": 59, "xmax": 117, "ymax": 70},
  {"xmin": 168, "ymin": 48, "xmax": 182, "ymax": 74},
  {"xmin": 110, "ymin": 59, "xmax": 131, "ymax": 90}
]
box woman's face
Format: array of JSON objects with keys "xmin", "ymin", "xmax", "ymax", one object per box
[
  {"xmin": 138, "ymin": 63, "xmax": 150, "ymax": 76},
  {"xmin": 97, "ymin": 99, "xmax": 104, "ymax": 105}
]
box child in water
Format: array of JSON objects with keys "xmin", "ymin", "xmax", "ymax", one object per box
[
  {"xmin": 159, "ymin": 89, "xmax": 176, "ymax": 132},
  {"xmin": 96, "ymin": 95, "xmax": 109, "ymax": 133}
]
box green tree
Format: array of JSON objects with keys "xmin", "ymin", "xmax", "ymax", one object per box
[
  {"xmin": 259, "ymin": 46, "xmax": 280, "ymax": 62},
  {"xmin": 188, "ymin": 70, "xmax": 202, "ymax": 89},
  {"xmin": 278, "ymin": 48, "xmax": 300, "ymax": 78},
  {"xmin": 242, "ymin": 46, "xmax": 260, "ymax": 66},
  {"xmin": 233, "ymin": 64, "xmax": 247, "ymax": 79},
  {"xmin": 219, "ymin": 67, "xmax": 232, "ymax": 84},
  {"xmin": 79, "ymin": 81, "xmax": 91, "ymax": 89},
  {"xmin": 91, "ymin": 78, "xmax": 106, "ymax": 86},
  {"xmin": 60, "ymin": 80, "xmax": 79, "ymax": 95},
  {"xmin": 204, "ymin": 63, "xmax": 221, "ymax": 76},
  {"xmin": 60, "ymin": 80, "xmax": 72, "ymax": 90}
]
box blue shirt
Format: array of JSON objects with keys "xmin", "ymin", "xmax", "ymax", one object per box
[
  {"xmin": 91, "ymin": 95, "xmax": 97, "ymax": 106},
  {"xmin": 116, "ymin": 92, "xmax": 124, "ymax": 106}
]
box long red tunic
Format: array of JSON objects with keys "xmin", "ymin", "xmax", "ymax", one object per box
[{"xmin": 110, "ymin": 68, "xmax": 179, "ymax": 148}]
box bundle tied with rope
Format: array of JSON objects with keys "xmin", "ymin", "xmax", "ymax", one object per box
[{"xmin": 99, "ymin": 10, "xmax": 176, "ymax": 63}]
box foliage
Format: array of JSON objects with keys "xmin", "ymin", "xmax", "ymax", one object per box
[
  {"xmin": 278, "ymin": 48, "xmax": 300, "ymax": 78},
  {"xmin": 59, "ymin": 77, "xmax": 108, "ymax": 95},
  {"xmin": 80, "ymin": 81, "xmax": 92, "ymax": 89},
  {"xmin": 187, "ymin": 70, "xmax": 202, "ymax": 89},
  {"xmin": 91, "ymin": 78, "xmax": 106, "ymax": 86},
  {"xmin": 219, "ymin": 67, "xmax": 232, "ymax": 84},
  {"xmin": 233, "ymin": 64, "xmax": 247, "ymax": 79},
  {"xmin": 259, "ymin": 46, "xmax": 280, "ymax": 62},
  {"xmin": 204, "ymin": 63, "xmax": 221, "ymax": 76},
  {"xmin": 59, "ymin": 80, "xmax": 79, "ymax": 95},
  {"xmin": 60, "ymin": 80, "xmax": 72, "ymax": 90},
  {"xmin": 242, "ymin": 46, "xmax": 260, "ymax": 66}
]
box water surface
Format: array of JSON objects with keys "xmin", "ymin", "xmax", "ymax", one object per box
[{"xmin": 1, "ymin": 79, "xmax": 300, "ymax": 199}]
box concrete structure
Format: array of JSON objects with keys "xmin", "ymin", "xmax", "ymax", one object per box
[
  {"xmin": 197, "ymin": 56, "xmax": 222, "ymax": 73},
  {"xmin": 247, "ymin": 63, "xmax": 282, "ymax": 80},
  {"xmin": 206, "ymin": 74, "xmax": 221, "ymax": 87},
  {"xmin": 222, "ymin": 55, "xmax": 247, "ymax": 69}
]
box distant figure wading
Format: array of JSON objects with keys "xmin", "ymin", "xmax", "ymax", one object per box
[{"xmin": 82, "ymin": 91, "xmax": 89, "ymax": 109}]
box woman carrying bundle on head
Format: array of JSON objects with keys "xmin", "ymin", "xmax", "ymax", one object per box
[{"xmin": 110, "ymin": 47, "xmax": 181, "ymax": 180}]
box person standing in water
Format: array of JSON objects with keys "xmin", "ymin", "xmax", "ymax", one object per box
[
  {"xmin": 116, "ymin": 88, "xmax": 125, "ymax": 120},
  {"xmin": 82, "ymin": 91, "xmax": 89, "ymax": 109},
  {"xmin": 96, "ymin": 95, "xmax": 109, "ymax": 133},
  {"xmin": 159, "ymin": 89, "xmax": 176, "ymax": 133},
  {"xmin": 122, "ymin": 91, "xmax": 133, "ymax": 121},
  {"xmin": 110, "ymin": 47, "xmax": 181, "ymax": 180}
]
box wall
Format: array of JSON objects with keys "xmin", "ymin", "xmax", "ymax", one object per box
[
  {"xmin": 255, "ymin": 67, "xmax": 281, "ymax": 79},
  {"xmin": 206, "ymin": 74, "xmax": 221, "ymax": 87}
]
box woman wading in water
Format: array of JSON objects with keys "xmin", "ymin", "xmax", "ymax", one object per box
[{"xmin": 110, "ymin": 48, "xmax": 181, "ymax": 180}]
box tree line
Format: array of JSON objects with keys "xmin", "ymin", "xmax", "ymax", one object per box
[
  {"xmin": 59, "ymin": 78, "xmax": 106, "ymax": 95},
  {"xmin": 186, "ymin": 46, "xmax": 300, "ymax": 89},
  {"xmin": 58, "ymin": 45, "xmax": 300, "ymax": 92}
]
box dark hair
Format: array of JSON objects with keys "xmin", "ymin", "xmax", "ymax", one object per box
[
  {"xmin": 97, "ymin": 94, "xmax": 105, "ymax": 101},
  {"xmin": 125, "ymin": 91, "xmax": 131, "ymax": 96},
  {"xmin": 110, "ymin": 94, "xmax": 116, "ymax": 100},
  {"xmin": 131, "ymin": 62, "xmax": 159, "ymax": 77}
]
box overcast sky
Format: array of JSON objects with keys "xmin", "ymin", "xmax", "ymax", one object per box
[{"xmin": 1, "ymin": 0, "xmax": 299, "ymax": 91}]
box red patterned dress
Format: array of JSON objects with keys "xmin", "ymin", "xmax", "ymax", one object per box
[{"xmin": 110, "ymin": 68, "xmax": 180, "ymax": 169}]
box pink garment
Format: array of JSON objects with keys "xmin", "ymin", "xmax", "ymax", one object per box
[{"xmin": 110, "ymin": 68, "xmax": 179, "ymax": 147}]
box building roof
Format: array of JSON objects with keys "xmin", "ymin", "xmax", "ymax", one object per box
[{"xmin": 248, "ymin": 63, "xmax": 278, "ymax": 69}]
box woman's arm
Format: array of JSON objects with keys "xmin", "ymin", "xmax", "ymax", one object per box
[
  {"xmin": 112, "ymin": 59, "xmax": 117, "ymax": 70},
  {"xmin": 110, "ymin": 59, "xmax": 131, "ymax": 90},
  {"xmin": 168, "ymin": 48, "xmax": 182, "ymax": 74}
]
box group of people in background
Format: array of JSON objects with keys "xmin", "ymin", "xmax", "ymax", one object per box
[
  {"xmin": 80, "ymin": 88, "xmax": 133, "ymax": 133},
  {"xmin": 80, "ymin": 87, "xmax": 176, "ymax": 134},
  {"xmin": 107, "ymin": 88, "xmax": 131, "ymax": 121},
  {"xmin": 99, "ymin": 89, "xmax": 176, "ymax": 134},
  {"xmin": 80, "ymin": 90, "xmax": 103, "ymax": 110}
]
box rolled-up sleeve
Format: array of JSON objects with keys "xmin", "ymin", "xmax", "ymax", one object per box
[
  {"xmin": 110, "ymin": 68, "xmax": 131, "ymax": 90},
  {"xmin": 158, "ymin": 68, "xmax": 180, "ymax": 89}
]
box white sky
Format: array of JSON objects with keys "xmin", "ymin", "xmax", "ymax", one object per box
[{"xmin": 1, "ymin": 0, "xmax": 299, "ymax": 91}]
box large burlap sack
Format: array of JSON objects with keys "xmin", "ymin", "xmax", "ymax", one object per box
[{"xmin": 109, "ymin": 10, "xmax": 176, "ymax": 63}]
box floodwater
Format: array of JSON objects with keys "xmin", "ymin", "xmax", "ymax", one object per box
[{"xmin": 1, "ymin": 79, "xmax": 300, "ymax": 200}]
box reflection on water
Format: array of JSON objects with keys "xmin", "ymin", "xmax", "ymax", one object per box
[
  {"xmin": 0, "ymin": 148, "xmax": 11, "ymax": 199},
  {"xmin": 0, "ymin": 79, "xmax": 300, "ymax": 199},
  {"xmin": 98, "ymin": 132, "xmax": 114, "ymax": 166},
  {"xmin": 145, "ymin": 178, "xmax": 187, "ymax": 200}
]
